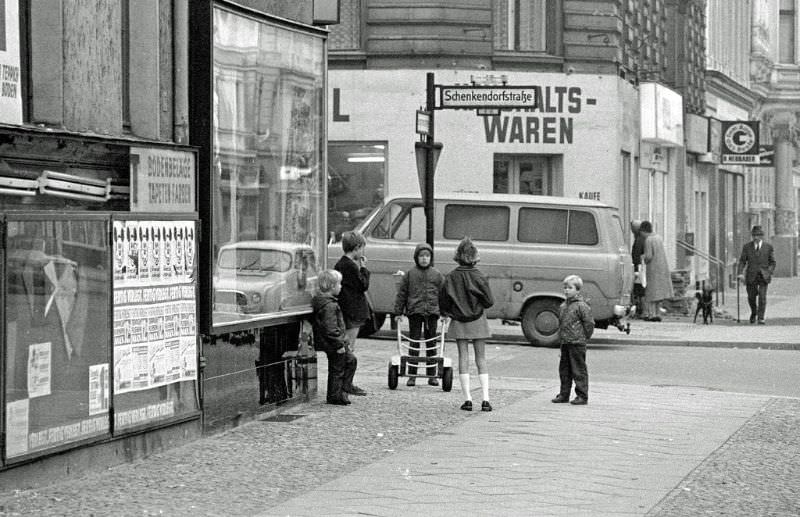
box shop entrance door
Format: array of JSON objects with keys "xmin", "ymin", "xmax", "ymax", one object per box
[{"xmin": 493, "ymin": 154, "xmax": 560, "ymax": 195}]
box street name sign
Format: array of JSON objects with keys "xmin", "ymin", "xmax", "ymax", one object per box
[{"xmin": 438, "ymin": 85, "xmax": 538, "ymax": 110}]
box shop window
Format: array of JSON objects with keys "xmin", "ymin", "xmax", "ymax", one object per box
[
  {"xmin": 211, "ymin": 8, "xmax": 325, "ymax": 329},
  {"xmin": 493, "ymin": 154, "xmax": 561, "ymax": 195},
  {"xmin": 444, "ymin": 204, "xmax": 509, "ymax": 241},
  {"xmin": 328, "ymin": 141, "xmax": 386, "ymax": 241},
  {"xmin": 111, "ymin": 219, "xmax": 199, "ymax": 433},
  {"xmin": 4, "ymin": 217, "xmax": 111, "ymax": 458}
]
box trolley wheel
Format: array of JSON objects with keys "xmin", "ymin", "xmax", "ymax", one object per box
[
  {"xmin": 441, "ymin": 367, "xmax": 453, "ymax": 392},
  {"xmin": 388, "ymin": 364, "xmax": 399, "ymax": 390}
]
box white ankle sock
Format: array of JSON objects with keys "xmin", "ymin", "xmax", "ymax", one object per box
[
  {"xmin": 479, "ymin": 373, "xmax": 489, "ymax": 401},
  {"xmin": 459, "ymin": 374, "xmax": 471, "ymax": 400}
]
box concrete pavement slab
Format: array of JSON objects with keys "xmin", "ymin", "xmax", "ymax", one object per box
[{"xmin": 261, "ymin": 381, "xmax": 768, "ymax": 517}]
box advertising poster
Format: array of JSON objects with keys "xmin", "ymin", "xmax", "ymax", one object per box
[
  {"xmin": 112, "ymin": 220, "xmax": 198, "ymax": 398},
  {"xmin": 131, "ymin": 344, "xmax": 150, "ymax": 389},
  {"xmin": 27, "ymin": 342, "xmax": 52, "ymax": 398},
  {"xmin": 5, "ymin": 399, "xmax": 29, "ymax": 457},
  {"xmin": 180, "ymin": 337, "xmax": 197, "ymax": 379},
  {"xmin": 88, "ymin": 364, "xmax": 109, "ymax": 416},
  {"xmin": 114, "ymin": 345, "xmax": 133, "ymax": 392},
  {"xmin": 0, "ymin": 0, "xmax": 22, "ymax": 124}
]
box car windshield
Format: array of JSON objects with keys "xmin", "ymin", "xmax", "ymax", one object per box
[{"xmin": 218, "ymin": 248, "xmax": 292, "ymax": 272}]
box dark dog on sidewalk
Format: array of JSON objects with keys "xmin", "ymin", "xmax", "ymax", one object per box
[{"xmin": 693, "ymin": 288, "xmax": 714, "ymax": 324}]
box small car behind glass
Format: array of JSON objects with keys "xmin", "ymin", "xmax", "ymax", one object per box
[{"xmin": 213, "ymin": 241, "xmax": 317, "ymax": 324}]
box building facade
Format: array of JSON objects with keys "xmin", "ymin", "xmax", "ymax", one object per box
[
  {"xmin": 328, "ymin": 0, "xmax": 799, "ymax": 296},
  {"xmin": 328, "ymin": 0, "xmax": 685, "ymax": 279}
]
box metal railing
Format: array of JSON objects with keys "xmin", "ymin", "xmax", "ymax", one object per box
[{"xmin": 675, "ymin": 239, "xmax": 727, "ymax": 305}]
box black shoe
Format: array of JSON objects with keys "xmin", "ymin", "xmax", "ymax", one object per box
[
  {"xmin": 749, "ymin": 315, "xmax": 756, "ymax": 324},
  {"xmin": 345, "ymin": 386, "xmax": 367, "ymax": 396},
  {"xmin": 758, "ymin": 320, "xmax": 765, "ymax": 325},
  {"xmin": 460, "ymin": 400, "xmax": 472, "ymax": 411},
  {"xmin": 428, "ymin": 378, "xmax": 439, "ymax": 386},
  {"xmin": 406, "ymin": 377, "xmax": 416, "ymax": 387},
  {"xmin": 481, "ymin": 401, "xmax": 492, "ymax": 412},
  {"xmin": 570, "ymin": 397, "xmax": 587, "ymax": 405},
  {"xmin": 551, "ymin": 394, "xmax": 570, "ymax": 403},
  {"xmin": 327, "ymin": 397, "xmax": 350, "ymax": 406}
]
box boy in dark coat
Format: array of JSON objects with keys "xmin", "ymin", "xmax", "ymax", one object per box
[
  {"xmin": 311, "ymin": 269, "xmax": 357, "ymax": 406},
  {"xmin": 394, "ymin": 243, "xmax": 445, "ymax": 386},
  {"xmin": 333, "ymin": 230, "xmax": 369, "ymax": 396},
  {"xmin": 552, "ymin": 274, "xmax": 594, "ymax": 406}
]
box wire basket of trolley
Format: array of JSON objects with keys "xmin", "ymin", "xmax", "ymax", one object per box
[{"xmin": 387, "ymin": 315, "xmax": 453, "ymax": 391}]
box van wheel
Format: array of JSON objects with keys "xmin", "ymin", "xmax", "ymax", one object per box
[{"xmin": 521, "ymin": 299, "xmax": 561, "ymax": 347}]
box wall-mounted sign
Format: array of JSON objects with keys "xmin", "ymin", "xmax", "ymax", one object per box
[
  {"xmin": 130, "ymin": 147, "xmax": 196, "ymax": 212},
  {"xmin": 0, "ymin": 0, "xmax": 22, "ymax": 124},
  {"xmin": 721, "ymin": 121, "xmax": 759, "ymax": 164},
  {"xmin": 708, "ymin": 117, "xmax": 722, "ymax": 162},
  {"xmin": 685, "ymin": 113, "xmax": 708, "ymax": 154},
  {"xmin": 415, "ymin": 110, "xmax": 431, "ymax": 136},
  {"xmin": 438, "ymin": 86, "xmax": 539, "ymax": 110},
  {"xmin": 640, "ymin": 82, "xmax": 684, "ymax": 146},
  {"xmin": 754, "ymin": 144, "xmax": 774, "ymax": 167}
]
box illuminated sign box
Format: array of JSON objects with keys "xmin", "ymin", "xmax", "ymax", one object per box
[{"xmin": 640, "ymin": 82, "xmax": 684, "ymax": 147}]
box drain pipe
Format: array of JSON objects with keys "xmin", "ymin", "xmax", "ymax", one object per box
[{"xmin": 173, "ymin": 0, "xmax": 189, "ymax": 144}]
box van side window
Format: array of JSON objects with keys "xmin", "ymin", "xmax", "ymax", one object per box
[
  {"xmin": 518, "ymin": 208, "xmax": 567, "ymax": 244},
  {"xmin": 568, "ymin": 210, "xmax": 599, "ymax": 245},
  {"xmin": 371, "ymin": 202, "xmax": 425, "ymax": 241},
  {"xmin": 443, "ymin": 205, "xmax": 509, "ymax": 241}
]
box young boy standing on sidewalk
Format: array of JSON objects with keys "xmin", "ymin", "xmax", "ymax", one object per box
[
  {"xmin": 311, "ymin": 269, "xmax": 357, "ymax": 406},
  {"xmin": 334, "ymin": 231, "xmax": 370, "ymax": 397},
  {"xmin": 393, "ymin": 243, "xmax": 445, "ymax": 387},
  {"xmin": 552, "ymin": 274, "xmax": 594, "ymax": 406}
]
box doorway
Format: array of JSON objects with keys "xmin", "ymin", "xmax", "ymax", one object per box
[{"xmin": 493, "ymin": 154, "xmax": 562, "ymax": 195}]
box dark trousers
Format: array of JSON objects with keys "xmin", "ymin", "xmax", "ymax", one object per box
[
  {"xmin": 325, "ymin": 350, "xmax": 357, "ymax": 402},
  {"xmin": 745, "ymin": 280, "xmax": 769, "ymax": 321},
  {"xmin": 558, "ymin": 343, "xmax": 588, "ymax": 401},
  {"xmin": 408, "ymin": 314, "xmax": 439, "ymax": 376}
]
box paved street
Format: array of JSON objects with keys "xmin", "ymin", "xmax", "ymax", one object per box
[{"xmin": 0, "ymin": 277, "xmax": 797, "ymax": 516}]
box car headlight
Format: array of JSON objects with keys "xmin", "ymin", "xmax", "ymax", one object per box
[{"xmin": 251, "ymin": 293, "xmax": 262, "ymax": 304}]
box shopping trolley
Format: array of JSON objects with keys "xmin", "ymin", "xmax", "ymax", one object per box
[{"xmin": 387, "ymin": 316, "xmax": 453, "ymax": 391}]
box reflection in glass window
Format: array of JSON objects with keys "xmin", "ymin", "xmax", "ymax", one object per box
[
  {"xmin": 328, "ymin": 142, "xmax": 386, "ymax": 241},
  {"xmin": 444, "ymin": 205, "xmax": 509, "ymax": 241},
  {"xmin": 4, "ymin": 219, "xmax": 111, "ymax": 457},
  {"xmin": 212, "ymin": 8, "xmax": 325, "ymax": 327}
]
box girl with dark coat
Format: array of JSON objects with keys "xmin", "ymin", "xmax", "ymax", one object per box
[{"xmin": 439, "ymin": 238, "xmax": 495, "ymax": 411}]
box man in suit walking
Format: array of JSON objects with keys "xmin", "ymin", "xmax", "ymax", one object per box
[{"xmin": 737, "ymin": 225, "xmax": 776, "ymax": 324}]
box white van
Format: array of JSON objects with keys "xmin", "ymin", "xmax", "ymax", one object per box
[{"xmin": 328, "ymin": 193, "xmax": 632, "ymax": 346}]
